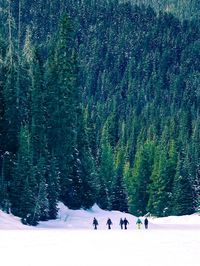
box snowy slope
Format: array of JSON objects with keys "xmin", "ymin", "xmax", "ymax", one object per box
[
  {"xmin": 151, "ymin": 213, "xmax": 200, "ymax": 230},
  {"xmin": 37, "ymin": 203, "xmax": 143, "ymax": 229},
  {"xmin": 0, "ymin": 210, "xmax": 29, "ymax": 229},
  {"xmin": 33, "ymin": 202, "xmax": 200, "ymax": 230},
  {"xmin": 0, "ymin": 202, "xmax": 200, "ymax": 230}
]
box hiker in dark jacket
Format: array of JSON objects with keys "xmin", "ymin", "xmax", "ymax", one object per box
[
  {"xmin": 93, "ymin": 217, "xmax": 98, "ymax": 230},
  {"xmin": 119, "ymin": 218, "xmax": 124, "ymax": 229},
  {"xmin": 106, "ymin": 218, "xmax": 112, "ymax": 229},
  {"xmin": 144, "ymin": 218, "xmax": 149, "ymax": 229},
  {"xmin": 123, "ymin": 218, "xmax": 129, "ymax": 229}
]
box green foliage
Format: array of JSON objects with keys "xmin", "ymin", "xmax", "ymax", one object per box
[
  {"xmin": 46, "ymin": 15, "xmax": 80, "ymax": 207},
  {"xmin": 97, "ymin": 176, "xmax": 110, "ymax": 210},
  {"xmin": 172, "ymin": 154, "xmax": 196, "ymax": 215},
  {"xmin": 0, "ymin": 0, "xmax": 199, "ymax": 223},
  {"xmin": 46, "ymin": 155, "xmax": 60, "ymax": 219},
  {"xmin": 129, "ymin": 141, "xmax": 155, "ymax": 216},
  {"xmin": 147, "ymin": 142, "xmax": 177, "ymax": 217},
  {"xmin": 98, "ymin": 124, "xmax": 116, "ymax": 209},
  {"xmin": 10, "ymin": 125, "xmax": 38, "ymax": 225},
  {"xmin": 32, "ymin": 157, "xmax": 49, "ymax": 221},
  {"xmin": 111, "ymin": 148, "xmax": 129, "ymax": 212}
]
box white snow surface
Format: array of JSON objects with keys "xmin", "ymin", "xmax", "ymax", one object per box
[{"xmin": 0, "ymin": 203, "xmax": 200, "ymax": 266}]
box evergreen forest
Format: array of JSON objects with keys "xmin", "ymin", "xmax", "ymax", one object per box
[{"xmin": 0, "ymin": 0, "xmax": 199, "ymax": 225}]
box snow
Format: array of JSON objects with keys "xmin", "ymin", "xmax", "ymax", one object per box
[
  {"xmin": 0, "ymin": 210, "xmax": 29, "ymax": 230},
  {"xmin": 0, "ymin": 203, "xmax": 200, "ymax": 266},
  {"xmin": 37, "ymin": 203, "xmax": 144, "ymax": 229}
]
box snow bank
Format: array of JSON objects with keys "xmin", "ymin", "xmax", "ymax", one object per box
[
  {"xmin": 151, "ymin": 212, "xmax": 200, "ymax": 230},
  {"xmin": 37, "ymin": 202, "xmax": 140, "ymax": 229},
  {"xmin": 0, "ymin": 210, "xmax": 29, "ymax": 229},
  {"xmin": 0, "ymin": 202, "xmax": 200, "ymax": 230}
]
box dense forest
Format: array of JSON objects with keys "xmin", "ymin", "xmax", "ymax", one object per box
[
  {"xmin": 130, "ymin": 0, "xmax": 200, "ymax": 20},
  {"xmin": 0, "ymin": 0, "xmax": 199, "ymax": 225}
]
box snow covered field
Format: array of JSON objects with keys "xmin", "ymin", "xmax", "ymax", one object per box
[{"xmin": 0, "ymin": 203, "xmax": 200, "ymax": 266}]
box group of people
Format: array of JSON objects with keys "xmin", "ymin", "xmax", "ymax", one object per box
[
  {"xmin": 92, "ymin": 217, "xmax": 149, "ymax": 230},
  {"xmin": 119, "ymin": 218, "xmax": 129, "ymax": 229}
]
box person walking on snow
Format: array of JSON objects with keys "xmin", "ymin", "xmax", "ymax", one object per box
[
  {"xmin": 123, "ymin": 218, "xmax": 129, "ymax": 229},
  {"xmin": 119, "ymin": 218, "xmax": 124, "ymax": 229},
  {"xmin": 93, "ymin": 217, "xmax": 98, "ymax": 230},
  {"xmin": 136, "ymin": 218, "xmax": 142, "ymax": 229},
  {"xmin": 106, "ymin": 218, "xmax": 112, "ymax": 229},
  {"xmin": 144, "ymin": 218, "xmax": 148, "ymax": 229}
]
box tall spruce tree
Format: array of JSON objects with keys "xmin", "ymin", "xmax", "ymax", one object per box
[
  {"xmin": 67, "ymin": 147, "xmax": 83, "ymax": 209},
  {"xmin": 98, "ymin": 124, "xmax": 115, "ymax": 209},
  {"xmin": 76, "ymin": 110, "xmax": 98, "ymax": 209},
  {"xmin": 45, "ymin": 15, "xmax": 79, "ymax": 206},
  {"xmin": 147, "ymin": 147, "xmax": 171, "ymax": 216},
  {"xmin": 30, "ymin": 46, "xmax": 47, "ymax": 162},
  {"xmin": 32, "ymin": 157, "xmax": 49, "ymax": 221},
  {"xmin": 97, "ymin": 176, "xmax": 110, "ymax": 210},
  {"xmin": 10, "ymin": 125, "xmax": 38, "ymax": 225},
  {"xmin": 172, "ymin": 153, "xmax": 196, "ymax": 215},
  {"xmin": 129, "ymin": 141, "xmax": 155, "ymax": 216},
  {"xmin": 46, "ymin": 155, "xmax": 60, "ymax": 219},
  {"xmin": 111, "ymin": 148, "xmax": 129, "ymax": 212},
  {"xmin": 3, "ymin": 3, "xmax": 19, "ymax": 153}
]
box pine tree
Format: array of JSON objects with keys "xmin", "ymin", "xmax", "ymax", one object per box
[
  {"xmin": 45, "ymin": 15, "xmax": 79, "ymax": 206},
  {"xmin": 3, "ymin": 2, "xmax": 20, "ymax": 153},
  {"xmin": 67, "ymin": 148, "xmax": 83, "ymax": 209},
  {"xmin": 0, "ymin": 151, "xmax": 11, "ymax": 212},
  {"xmin": 111, "ymin": 148, "xmax": 129, "ymax": 212},
  {"xmin": 30, "ymin": 45, "xmax": 46, "ymax": 162},
  {"xmin": 46, "ymin": 155, "xmax": 60, "ymax": 219},
  {"xmin": 32, "ymin": 157, "xmax": 49, "ymax": 221},
  {"xmin": 0, "ymin": 32, "xmax": 7, "ymax": 209},
  {"xmin": 36, "ymin": 178, "xmax": 49, "ymax": 221},
  {"xmin": 129, "ymin": 141, "xmax": 155, "ymax": 216},
  {"xmin": 0, "ymin": 30, "xmax": 7, "ymax": 155},
  {"xmin": 98, "ymin": 124, "xmax": 115, "ymax": 207},
  {"xmin": 147, "ymin": 147, "xmax": 170, "ymax": 216},
  {"xmin": 0, "ymin": 156, "xmax": 6, "ymax": 210},
  {"xmin": 97, "ymin": 176, "xmax": 110, "ymax": 210},
  {"xmin": 76, "ymin": 110, "xmax": 98, "ymax": 209},
  {"xmin": 10, "ymin": 125, "xmax": 38, "ymax": 225},
  {"xmin": 172, "ymin": 153, "xmax": 196, "ymax": 215},
  {"xmin": 19, "ymin": 27, "xmax": 33, "ymax": 124}
]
